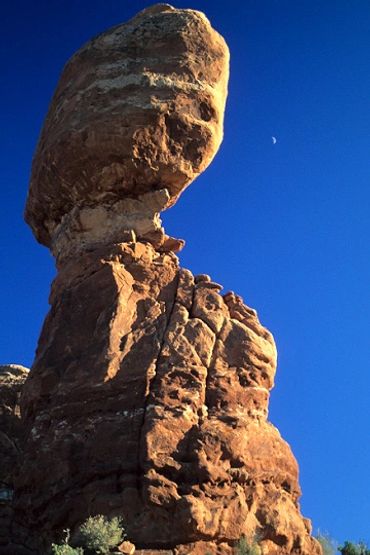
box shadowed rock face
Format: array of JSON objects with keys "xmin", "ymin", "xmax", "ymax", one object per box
[
  {"xmin": 16, "ymin": 4, "xmax": 321, "ymax": 555},
  {"xmin": 0, "ymin": 365, "xmax": 29, "ymax": 490},
  {"xmin": 25, "ymin": 3, "xmax": 229, "ymax": 252},
  {"xmin": 0, "ymin": 365, "xmax": 29, "ymax": 553}
]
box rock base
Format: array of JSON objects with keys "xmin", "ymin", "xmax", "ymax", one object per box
[{"xmin": 14, "ymin": 242, "xmax": 320, "ymax": 555}]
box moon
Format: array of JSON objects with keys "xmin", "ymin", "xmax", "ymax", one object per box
[{"xmin": 272, "ymin": 136, "xmax": 277, "ymax": 144}]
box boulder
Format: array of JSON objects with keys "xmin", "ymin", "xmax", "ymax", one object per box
[
  {"xmin": 118, "ymin": 540, "xmax": 136, "ymax": 554},
  {"xmin": 24, "ymin": 4, "xmax": 229, "ymax": 254}
]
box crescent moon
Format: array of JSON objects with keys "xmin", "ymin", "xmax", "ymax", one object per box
[{"xmin": 272, "ymin": 136, "xmax": 277, "ymax": 144}]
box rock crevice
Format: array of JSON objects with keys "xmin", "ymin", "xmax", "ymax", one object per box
[{"xmin": 14, "ymin": 242, "xmax": 319, "ymax": 554}]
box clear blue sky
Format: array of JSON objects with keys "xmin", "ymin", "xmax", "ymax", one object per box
[{"xmin": 1, "ymin": 0, "xmax": 369, "ymax": 548}]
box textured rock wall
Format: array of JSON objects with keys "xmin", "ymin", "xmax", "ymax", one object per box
[
  {"xmin": 15, "ymin": 242, "xmax": 319, "ymax": 554},
  {"xmin": 0, "ymin": 365, "xmax": 29, "ymax": 554}
]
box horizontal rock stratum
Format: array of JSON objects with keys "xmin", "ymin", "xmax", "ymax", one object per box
[{"xmin": 13, "ymin": 4, "xmax": 321, "ymax": 555}]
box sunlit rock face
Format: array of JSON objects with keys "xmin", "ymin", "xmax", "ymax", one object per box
[
  {"xmin": 16, "ymin": 244, "xmax": 320, "ymax": 555},
  {"xmin": 16, "ymin": 4, "xmax": 321, "ymax": 555},
  {"xmin": 24, "ymin": 3, "xmax": 229, "ymax": 256}
]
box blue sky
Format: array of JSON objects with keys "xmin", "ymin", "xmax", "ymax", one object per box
[{"xmin": 1, "ymin": 0, "xmax": 369, "ymax": 548}]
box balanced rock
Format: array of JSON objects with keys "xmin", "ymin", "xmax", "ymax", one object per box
[
  {"xmin": 25, "ymin": 3, "xmax": 229, "ymax": 258},
  {"xmin": 15, "ymin": 4, "xmax": 321, "ymax": 555}
]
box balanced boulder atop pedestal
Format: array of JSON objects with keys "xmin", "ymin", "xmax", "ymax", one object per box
[{"xmin": 15, "ymin": 5, "xmax": 321, "ymax": 555}]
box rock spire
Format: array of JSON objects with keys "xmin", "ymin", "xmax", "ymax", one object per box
[{"xmin": 11, "ymin": 4, "xmax": 321, "ymax": 555}]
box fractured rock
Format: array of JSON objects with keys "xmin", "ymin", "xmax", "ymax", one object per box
[{"xmin": 15, "ymin": 243, "xmax": 320, "ymax": 554}]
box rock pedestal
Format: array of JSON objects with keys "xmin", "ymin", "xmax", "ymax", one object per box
[
  {"xmin": 15, "ymin": 243, "xmax": 319, "ymax": 554},
  {"xmin": 14, "ymin": 4, "xmax": 321, "ymax": 555}
]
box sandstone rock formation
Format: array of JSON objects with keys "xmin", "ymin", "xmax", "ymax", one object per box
[
  {"xmin": 16, "ymin": 244, "xmax": 320, "ymax": 554},
  {"xmin": 0, "ymin": 365, "xmax": 29, "ymax": 553},
  {"xmin": 14, "ymin": 4, "xmax": 321, "ymax": 555},
  {"xmin": 24, "ymin": 3, "xmax": 229, "ymax": 257}
]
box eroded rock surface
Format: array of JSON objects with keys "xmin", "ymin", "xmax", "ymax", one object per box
[
  {"xmin": 0, "ymin": 365, "xmax": 29, "ymax": 553},
  {"xmin": 16, "ymin": 4, "xmax": 321, "ymax": 554},
  {"xmin": 15, "ymin": 242, "xmax": 320, "ymax": 554},
  {"xmin": 25, "ymin": 3, "xmax": 229, "ymax": 252}
]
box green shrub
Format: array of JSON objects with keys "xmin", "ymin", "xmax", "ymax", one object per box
[
  {"xmin": 339, "ymin": 541, "xmax": 370, "ymax": 555},
  {"xmin": 234, "ymin": 536, "xmax": 262, "ymax": 555},
  {"xmin": 51, "ymin": 529, "xmax": 83, "ymax": 555},
  {"xmin": 74, "ymin": 515, "xmax": 124, "ymax": 555},
  {"xmin": 51, "ymin": 546, "xmax": 84, "ymax": 555},
  {"xmin": 316, "ymin": 532, "xmax": 337, "ymax": 555}
]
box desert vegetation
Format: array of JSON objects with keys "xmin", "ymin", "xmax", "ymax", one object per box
[
  {"xmin": 50, "ymin": 517, "xmax": 370, "ymax": 555},
  {"xmin": 51, "ymin": 515, "xmax": 124, "ymax": 554},
  {"xmin": 338, "ymin": 542, "xmax": 370, "ymax": 555},
  {"xmin": 316, "ymin": 533, "xmax": 370, "ymax": 555},
  {"xmin": 234, "ymin": 535, "xmax": 262, "ymax": 554}
]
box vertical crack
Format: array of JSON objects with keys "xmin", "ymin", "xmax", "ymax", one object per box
[
  {"xmin": 188, "ymin": 284, "xmax": 229, "ymax": 427},
  {"xmin": 199, "ymin": 319, "xmax": 226, "ymax": 427},
  {"xmin": 136, "ymin": 271, "xmax": 180, "ymax": 498}
]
